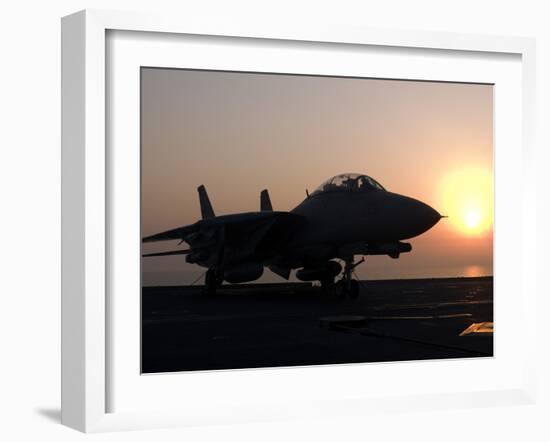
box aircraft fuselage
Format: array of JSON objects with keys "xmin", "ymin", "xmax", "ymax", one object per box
[{"xmin": 290, "ymin": 190, "xmax": 441, "ymax": 247}]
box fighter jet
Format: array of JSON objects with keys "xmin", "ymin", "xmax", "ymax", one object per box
[{"xmin": 142, "ymin": 173, "xmax": 443, "ymax": 297}]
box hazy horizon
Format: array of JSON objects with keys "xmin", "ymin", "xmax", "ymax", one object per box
[{"xmin": 141, "ymin": 68, "xmax": 493, "ymax": 286}]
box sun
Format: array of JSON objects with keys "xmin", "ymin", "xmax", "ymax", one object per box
[
  {"xmin": 465, "ymin": 210, "xmax": 482, "ymax": 229},
  {"xmin": 439, "ymin": 167, "xmax": 493, "ymax": 236}
]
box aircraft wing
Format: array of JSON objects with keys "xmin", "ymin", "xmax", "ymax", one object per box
[{"xmin": 142, "ymin": 211, "xmax": 305, "ymax": 264}]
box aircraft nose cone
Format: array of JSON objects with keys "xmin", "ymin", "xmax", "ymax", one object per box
[
  {"xmin": 418, "ymin": 201, "xmax": 442, "ymax": 229},
  {"xmin": 393, "ymin": 195, "xmax": 442, "ymax": 238}
]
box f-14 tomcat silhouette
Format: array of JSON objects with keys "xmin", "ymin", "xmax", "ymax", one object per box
[{"xmin": 143, "ymin": 173, "xmax": 443, "ymax": 297}]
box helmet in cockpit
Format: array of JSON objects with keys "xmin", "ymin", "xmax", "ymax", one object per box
[{"xmin": 311, "ymin": 173, "xmax": 385, "ymax": 196}]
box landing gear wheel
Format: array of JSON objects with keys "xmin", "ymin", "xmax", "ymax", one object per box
[
  {"xmin": 204, "ymin": 268, "xmax": 218, "ymax": 296},
  {"xmin": 321, "ymin": 277, "xmax": 335, "ymax": 295},
  {"xmin": 336, "ymin": 257, "xmax": 365, "ymax": 299},
  {"xmin": 335, "ymin": 280, "xmax": 346, "ymax": 298},
  {"xmin": 349, "ymin": 280, "xmax": 360, "ymax": 298}
]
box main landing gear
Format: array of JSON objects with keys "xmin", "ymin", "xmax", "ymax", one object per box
[
  {"xmin": 335, "ymin": 257, "xmax": 365, "ymax": 298},
  {"xmin": 204, "ymin": 268, "xmax": 221, "ymax": 295}
]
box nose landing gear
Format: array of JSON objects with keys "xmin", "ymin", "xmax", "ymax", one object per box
[{"xmin": 336, "ymin": 257, "xmax": 365, "ymax": 298}]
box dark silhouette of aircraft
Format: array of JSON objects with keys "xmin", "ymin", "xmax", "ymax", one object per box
[{"xmin": 143, "ymin": 173, "xmax": 443, "ymax": 297}]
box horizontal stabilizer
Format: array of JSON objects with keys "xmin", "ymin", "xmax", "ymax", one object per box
[
  {"xmin": 260, "ymin": 189, "xmax": 273, "ymax": 211},
  {"xmin": 142, "ymin": 249, "xmax": 191, "ymax": 257},
  {"xmin": 142, "ymin": 223, "xmax": 198, "ymax": 243}
]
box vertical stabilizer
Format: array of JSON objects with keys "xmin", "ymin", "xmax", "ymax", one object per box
[
  {"xmin": 197, "ymin": 185, "xmax": 215, "ymax": 219},
  {"xmin": 260, "ymin": 189, "xmax": 273, "ymax": 211}
]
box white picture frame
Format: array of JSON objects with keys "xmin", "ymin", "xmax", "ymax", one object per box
[{"xmin": 61, "ymin": 9, "xmax": 537, "ymax": 433}]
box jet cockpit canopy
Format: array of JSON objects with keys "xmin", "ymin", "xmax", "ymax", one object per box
[{"xmin": 311, "ymin": 173, "xmax": 386, "ymax": 196}]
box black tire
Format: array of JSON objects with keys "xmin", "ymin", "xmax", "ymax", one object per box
[
  {"xmin": 335, "ymin": 280, "xmax": 346, "ymax": 298},
  {"xmin": 204, "ymin": 269, "xmax": 217, "ymax": 295},
  {"xmin": 320, "ymin": 278, "xmax": 335, "ymax": 292},
  {"xmin": 349, "ymin": 280, "xmax": 360, "ymax": 298}
]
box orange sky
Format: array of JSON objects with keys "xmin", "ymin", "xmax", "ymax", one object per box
[{"xmin": 141, "ymin": 68, "xmax": 493, "ymax": 285}]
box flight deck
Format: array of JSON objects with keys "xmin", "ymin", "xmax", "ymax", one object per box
[{"xmin": 141, "ymin": 276, "xmax": 493, "ymax": 373}]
